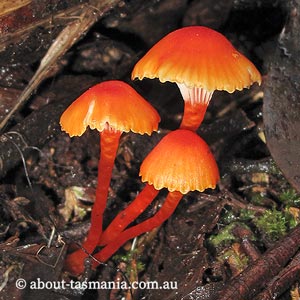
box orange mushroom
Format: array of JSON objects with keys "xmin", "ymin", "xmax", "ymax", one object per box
[
  {"xmin": 132, "ymin": 26, "xmax": 262, "ymax": 131},
  {"xmin": 60, "ymin": 80, "xmax": 160, "ymax": 274},
  {"xmin": 94, "ymin": 129, "xmax": 219, "ymax": 264}
]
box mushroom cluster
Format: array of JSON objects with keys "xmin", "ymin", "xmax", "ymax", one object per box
[{"xmin": 60, "ymin": 26, "xmax": 261, "ymax": 275}]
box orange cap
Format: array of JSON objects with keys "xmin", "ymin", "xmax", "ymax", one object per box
[
  {"xmin": 132, "ymin": 26, "xmax": 261, "ymax": 93},
  {"xmin": 140, "ymin": 129, "xmax": 219, "ymax": 194},
  {"xmin": 60, "ymin": 80, "xmax": 160, "ymax": 137}
]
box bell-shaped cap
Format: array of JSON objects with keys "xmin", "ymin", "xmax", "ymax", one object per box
[
  {"xmin": 140, "ymin": 129, "xmax": 220, "ymax": 194},
  {"xmin": 60, "ymin": 80, "xmax": 160, "ymax": 137},
  {"xmin": 132, "ymin": 26, "xmax": 261, "ymax": 93}
]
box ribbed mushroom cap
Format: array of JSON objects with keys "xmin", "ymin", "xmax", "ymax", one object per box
[
  {"xmin": 60, "ymin": 80, "xmax": 160, "ymax": 137},
  {"xmin": 139, "ymin": 129, "xmax": 219, "ymax": 194},
  {"xmin": 132, "ymin": 26, "xmax": 261, "ymax": 93}
]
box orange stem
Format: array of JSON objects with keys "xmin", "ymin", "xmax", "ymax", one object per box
[
  {"xmin": 92, "ymin": 191, "xmax": 183, "ymax": 267},
  {"xmin": 99, "ymin": 184, "xmax": 159, "ymax": 246},
  {"xmin": 177, "ymin": 84, "xmax": 213, "ymax": 131},
  {"xmin": 179, "ymin": 101, "xmax": 208, "ymax": 131},
  {"xmin": 64, "ymin": 129, "xmax": 121, "ymax": 275}
]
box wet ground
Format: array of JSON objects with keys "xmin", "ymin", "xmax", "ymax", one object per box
[{"xmin": 1, "ymin": 1, "xmax": 300, "ymax": 299}]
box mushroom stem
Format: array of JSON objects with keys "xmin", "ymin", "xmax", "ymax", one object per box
[
  {"xmin": 99, "ymin": 183, "xmax": 159, "ymax": 246},
  {"xmin": 92, "ymin": 191, "xmax": 183, "ymax": 266},
  {"xmin": 180, "ymin": 101, "xmax": 209, "ymax": 131},
  {"xmin": 64, "ymin": 128, "xmax": 121, "ymax": 275},
  {"xmin": 177, "ymin": 84, "xmax": 213, "ymax": 131},
  {"xmin": 87, "ymin": 128, "xmax": 122, "ymax": 248}
]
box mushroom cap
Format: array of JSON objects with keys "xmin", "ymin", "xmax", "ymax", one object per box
[
  {"xmin": 139, "ymin": 129, "xmax": 220, "ymax": 194},
  {"xmin": 132, "ymin": 26, "xmax": 261, "ymax": 93},
  {"xmin": 60, "ymin": 80, "xmax": 160, "ymax": 137}
]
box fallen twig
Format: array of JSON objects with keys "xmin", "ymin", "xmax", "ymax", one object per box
[{"xmin": 213, "ymin": 224, "xmax": 300, "ymax": 300}]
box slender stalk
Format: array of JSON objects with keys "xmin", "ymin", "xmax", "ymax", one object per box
[
  {"xmin": 177, "ymin": 83, "xmax": 213, "ymax": 131},
  {"xmin": 64, "ymin": 129, "xmax": 121, "ymax": 275},
  {"xmin": 180, "ymin": 101, "xmax": 209, "ymax": 131},
  {"xmin": 99, "ymin": 184, "xmax": 159, "ymax": 246},
  {"xmin": 92, "ymin": 191, "xmax": 183, "ymax": 266},
  {"xmin": 86, "ymin": 129, "xmax": 122, "ymax": 248}
]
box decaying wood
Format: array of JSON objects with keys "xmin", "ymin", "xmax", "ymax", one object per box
[
  {"xmin": 213, "ymin": 224, "xmax": 300, "ymax": 300},
  {"xmin": 254, "ymin": 251, "xmax": 300, "ymax": 300}
]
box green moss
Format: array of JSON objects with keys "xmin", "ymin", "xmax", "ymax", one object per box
[
  {"xmin": 221, "ymin": 208, "xmax": 238, "ymax": 225},
  {"xmin": 239, "ymin": 208, "xmax": 256, "ymax": 221},
  {"xmin": 209, "ymin": 223, "xmax": 243, "ymax": 247},
  {"xmin": 254, "ymin": 209, "xmax": 288, "ymax": 241},
  {"xmin": 284, "ymin": 211, "xmax": 296, "ymax": 230},
  {"xmin": 279, "ymin": 188, "xmax": 300, "ymax": 207},
  {"xmin": 220, "ymin": 247, "xmax": 249, "ymax": 272},
  {"xmin": 249, "ymin": 192, "xmax": 267, "ymax": 206},
  {"xmin": 113, "ymin": 250, "xmax": 145, "ymax": 273}
]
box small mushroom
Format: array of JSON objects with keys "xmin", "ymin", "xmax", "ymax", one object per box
[
  {"xmin": 60, "ymin": 80, "xmax": 160, "ymax": 274},
  {"xmin": 94, "ymin": 129, "xmax": 219, "ymax": 263},
  {"xmin": 132, "ymin": 26, "xmax": 262, "ymax": 131}
]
